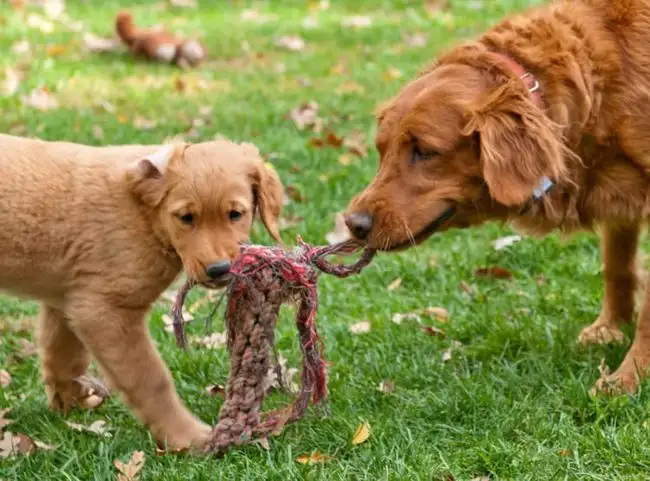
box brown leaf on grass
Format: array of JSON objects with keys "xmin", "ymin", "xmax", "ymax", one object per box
[
  {"xmin": 387, "ymin": 277, "xmax": 402, "ymax": 291},
  {"xmin": 285, "ymin": 185, "xmax": 306, "ymax": 203},
  {"xmin": 0, "ymin": 432, "xmax": 36, "ymax": 457},
  {"xmin": 0, "ymin": 370, "xmax": 11, "ymax": 388},
  {"xmin": 2, "ymin": 68, "xmax": 22, "ymax": 96},
  {"xmin": 441, "ymin": 340, "xmax": 463, "ymax": 362},
  {"xmin": 22, "ymin": 86, "xmax": 58, "ymax": 111},
  {"xmin": 204, "ymin": 384, "xmax": 225, "ymax": 397},
  {"xmin": 308, "ymin": 130, "xmax": 343, "ymax": 149},
  {"xmin": 378, "ymin": 379, "xmax": 395, "ymax": 394},
  {"xmin": 275, "ymin": 35, "xmax": 305, "ymax": 51},
  {"xmin": 114, "ymin": 450, "xmax": 145, "ymax": 481},
  {"xmin": 133, "ymin": 116, "xmax": 157, "ymax": 130},
  {"xmin": 46, "ymin": 44, "xmax": 66, "ymax": 57},
  {"xmin": 289, "ymin": 101, "xmax": 319, "ymax": 130},
  {"xmin": 392, "ymin": 306, "xmax": 448, "ymax": 325},
  {"xmin": 425, "ymin": 0, "xmax": 450, "ymax": 16},
  {"xmin": 161, "ymin": 312, "xmax": 193, "ymax": 333},
  {"xmin": 404, "ymin": 32, "xmax": 428, "ymax": 47},
  {"xmin": 343, "ymin": 130, "xmax": 367, "ymax": 157},
  {"xmin": 420, "ymin": 325, "xmax": 446, "ymax": 337},
  {"xmin": 265, "ymin": 355, "xmax": 298, "ymax": 394},
  {"xmin": 330, "ymin": 62, "xmax": 347, "ymax": 75},
  {"xmin": 17, "ymin": 338, "xmax": 37, "ymax": 358},
  {"xmin": 474, "ymin": 266, "xmax": 513, "ymax": 279},
  {"xmin": 12, "ymin": 40, "xmax": 31, "ymax": 55},
  {"xmin": 256, "ymin": 437, "xmax": 271, "ymax": 450},
  {"xmin": 493, "ymin": 235, "xmax": 521, "ymax": 251},
  {"xmin": 279, "ymin": 214, "xmax": 304, "ymax": 231},
  {"xmin": 351, "ymin": 421, "xmax": 370, "ymax": 445},
  {"xmin": 470, "ymin": 477, "xmax": 490, "ymax": 481},
  {"xmin": 336, "ymin": 80, "xmax": 365, "ymax": 94},
  {"xmin": 349, "ymin": 321, "xmax": 371, "ymax": 334},
  {"xmin": 341, "ymin": 16, "xmax": 372, "ymax": 28},
  {"xmin": 0, "ymin": 409, "xmax": 13, "ymax": 430},
  {"xmin": 325, "ymin": 212, "xmax": 351, "ymax": 244},
  {"xmin": 558, "ymin": 448, "xmax": 572, "ymax": 457},
  {"xmin": 92, "ymin": 125, "xmax": 104, "ymax": 140},
  {"xmin": 240, "ymin": 9, "xmax": 275, "ymax": 23},
  {"xmin": 83, "ymin": 33, "xmax": 121, "ymax": 53},
  {"xmin": 422, "ymin": 307, "xmax": 449, "ymax": 322},
  {"xmin": 383, "ymin": 67, "xmax": 402, "ymax": 81},
  {"xmin": 169, "ymin": 0, "xmax": 197, "ymax": 7},
  {"xmin": 295, "ymin": 450, "xmax": 333, "ymax": 464},
  {"xmin": 459, "ymin": 280, "xmax": 475, "ymax": 295},
  {"xmin": 65, "ymin": 420, "xmax": 111, "ymax": 438},
  {"xmin": 191, "ymin": 332, "xmax": 227, "ymax": 350}
]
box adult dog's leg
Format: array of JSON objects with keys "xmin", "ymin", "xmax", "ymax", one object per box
[
  {"xmin": 578, "ymin": 223, "xmax": 640, "ymax": 345},
  {"xmin": 65, "ymin": 297, "xmax": 211, "ymax": 450},
  {"xmin": 593, "ymin": 269, "xmax": 650, "ymax": 394},
  {"xmin": 37, "ymin": 305, "xmax": 108, "ymax": 412}
]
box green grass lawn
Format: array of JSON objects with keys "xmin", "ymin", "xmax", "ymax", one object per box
[{"xmin": 2, "ymin": 0, "xmax": 650, "ymax": 479}]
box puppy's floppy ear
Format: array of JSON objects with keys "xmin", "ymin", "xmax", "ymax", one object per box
[
  {"xmin": 462, "ymin": 84, "xmax": 566, "ymax": 206},
  {"xmin": 126, "ymin": 144, "xmax": 180, "ymax": 207},
  {"xmin": 243, "ymin": 143, "xmax": 284, "ymax": 243}
]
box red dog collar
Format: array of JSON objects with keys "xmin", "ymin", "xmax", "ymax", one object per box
[{"xmin": 491, "ymin": 52, "xmax": 543, "ymax": 107}]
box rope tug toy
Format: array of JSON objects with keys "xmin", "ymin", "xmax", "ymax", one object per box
[{"xmin": 171, "ymin": 237, "xmax": 376, "ymax": 455}]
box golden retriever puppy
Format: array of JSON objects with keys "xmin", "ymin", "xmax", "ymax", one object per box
[
  {"xmin": 345, "ymin": 0, "xmax": 650, "ymax": 393},
  {"xmin": 0, "ymin": 134, "xmax": 283, "ymax": 450}
]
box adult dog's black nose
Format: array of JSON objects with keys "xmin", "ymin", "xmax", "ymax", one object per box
[
  {"xmin": 205, "ymin": 260, "xmax": 231, "ymax": 279},
  {"xmin": 345, "ymin": 212, "xmax": 373, "ymax": 240}
]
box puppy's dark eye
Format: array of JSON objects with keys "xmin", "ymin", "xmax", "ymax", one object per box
[
  {"xmin": 178, "ymin": 213, "xmax": 195, "ymax": 225},
  {"xmin": 229, "ymin": 210, "xmax": 243, "ymax": 221},
  {"xmin": 410, "ymin": 144, "xmax": 438, "ymax": 164}
]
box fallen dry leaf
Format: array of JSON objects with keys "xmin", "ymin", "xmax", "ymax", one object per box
[
  {"xmin": 425, "ymin": 0, "xmax": 450, "ymax": 16},
  {"xmin": 378, "ymin": 379, "xmax": 395, "ymax": 394},
  {"xmin": 422, "ymin": 306, "xmax": 449, "ymax": 322},
  {"xmin": 558, "ymin": 448, "xmax": 572, "ymax": 457},
  {"xmin": 325, "ymin": 212, "xmax": 351, "ymax": 245},
  {"xmin": 289, "ymin": 101, "xmax": 319, "ymax": 130},
  {"xmin": 65, "ymin": 420, "xmax": 111, "ymax": 438},
  {"xmin": 343, "ymin": 130, "xmax": 367, "ymax": 157},
  {"xmin": 15, "ymin": 338, "xmax": 37, "ymax": 359},
  {"xmin": 275, "ymin": 35, "xmax": 305, "ymax": 51},
  {"xmin": 285, "ymin": 185, "xmax": 306, "ymax": 203},
  {"xmin": 404, "ymin": 32, "xmax": 428, "ymax": 47},
  {"xmin": 0, "ymin": 370, "xmax": 11, "ymax": 388},
  {"xmin": 169, "ymin": 0, "xmax": 197, "ymax": 7},
  {"xmin": 92, "ymin": 125, "xmax": 104, "ymax": 140},
  {"xmin": 133, "ymin": 116, "xmax": 157, "ymax": 130},
  {"xmin": 161, "ymin": 312, "xmax": 193, "ymax": 333},
  {"xmin": 474, "ymin": 266, "xmax": 513, "ymax": 279},
  {"xmin": 470, "ymin": 477, "xmax": 490, "ymax": 481},
  {"xmin": 46, "ymin": 44, "xmax": 66, "ymax": 57},
  {"xmin": 387, "ymin": 277, "xmax": 402, "ymax": 291},
  {"xmin": 493, "ymin": 235, "xmax": 521, "ymax": 251},
  {"xmin": 265, "ymin": 354, "xmax": 298, "ymax": 394},
  {"xmin": 349, "ymin": 321, "xmax": 371, "ymax": 334},
  {"xmin": 256, "ymin": 437, "xmax": 271, "ymax": 450},
  {"xmin": 114, "ymin": 450, "xmax": 145, "ymax": 481},
  {"xmin": 351, "ymin": 421, "xmax": 370, "ymax": 445},
  {"xmin": 0, "ymin": 409, "xmax": 13, "ymax": 430},
  {"xmin": 2, "ymin": 69, "xmax": 21, "ymax": 96},
  {"xmin": 22, "ymin": 86, "xmax": 59, "ymax": 111},
  {"xmin": 391, "ymin": 312, "xmax": 420, "ymax": 325},
  {"xmin": 420, "ymin": 325, "xmax": 446, "ymax": 337},
  {"xmin": 341, "ymin": 15, "xmax": 372, "ymax": 28},
  {"xmin": 191, "ymin": 332, "xmax": 227, "ymax": 350},
  {"xmin": 0, "ymin": 432, "xmax": 36, "ymax": 457},
  {"xmin": 441, "ymin": 340, "xmax": 463, "ymax": 362},
  {"xmin": 12, "ymin": 40, "xmax": 31, "ymax": 55},
  {"xmin": 383, "ymin": 67, "xmax": 402, "ymax": 81},
  {"xmin": 26, "ymin": 13, "xmax": 54, "ymax": 33},
  {"xmin": 204, "ymin": 384, "xmax": 225, "ymax": 397},
  {"xmin": 459, "ymin": 280, "xmax": 475, "ymax": 295},
  {"xmin": 295, "ymin": 450, "xmax": 333, "ymax": 464},
  {"xmin": 83, "ymin": 33, "xmax": 121, "ymax": 53}
]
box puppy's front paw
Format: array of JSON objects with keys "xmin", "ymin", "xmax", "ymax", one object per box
[
  {"xmin": 578, "ymin": 320, "xmax": 625, "ymax": 346},
  {"xmin": 46, "ymin": 375, "xmax": 110, "ymax": 412},
  {"xmin": 157, "ymin": 420, "xmax": 213, "ymax": 454},
  {"xmin": 72, "ymin": 375, "xmax": 110, "ymax": 409}
]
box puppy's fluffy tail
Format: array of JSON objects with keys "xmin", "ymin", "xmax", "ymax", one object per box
[{"xmin": 116, "ymin": 12, "xmax": 138, "ymax": 46}]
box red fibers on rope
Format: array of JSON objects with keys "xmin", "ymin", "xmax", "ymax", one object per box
[{"xmin": 171, "ymin": 237, "xmax": 375, "ymax": 455}]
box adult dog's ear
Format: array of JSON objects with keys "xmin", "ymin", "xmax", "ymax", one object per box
[
  {"xmin": 244, "ymin": 144, "xmax": 284, "ymax": 243},
  {"xmin": 462, "ymin": 84, "xmax": 566, "ymax": 206},
  {"xmin": 125, "ymin": 144, "xmax": 181, "ymax": 207}
]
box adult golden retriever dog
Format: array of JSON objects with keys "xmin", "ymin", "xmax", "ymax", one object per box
[
  {"xmin": 0, "ymin": 135, "xmax": 283, "ymax": 449},
  {"xmin": 346, "ymin": 0, "xmax": 650, "ymax": 393}
]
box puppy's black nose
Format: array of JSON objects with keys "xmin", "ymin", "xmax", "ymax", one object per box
[
  {"xmin": 344, "ymin": 212, "xmax": 373, "ymax": 240},
  {"xmin": 206, "ymin": 260, "xmax": 231, "ymax": 279}
]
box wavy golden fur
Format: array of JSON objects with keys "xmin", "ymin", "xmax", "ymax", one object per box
[{"xmin": 347, "ymin": 0, "xmax": 650, "ymax": 393}]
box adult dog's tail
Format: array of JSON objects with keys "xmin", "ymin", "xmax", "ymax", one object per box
[{"xmin": 116, "ymin": 12, "xmax": 138, "ymax": 46}]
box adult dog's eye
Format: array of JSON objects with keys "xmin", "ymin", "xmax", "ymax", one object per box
[
  {"xmin": 229, "ymin": 210, "xmax": 243, "ymax": 221},
  {"xmin": 178, "ymin": 213, "xmax": 195, "ymax": 225}
]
